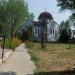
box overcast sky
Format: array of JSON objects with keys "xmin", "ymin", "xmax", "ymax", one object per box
[{"xmin": 27, "ymin": 0, "xmax": 71, "ymax": 24}]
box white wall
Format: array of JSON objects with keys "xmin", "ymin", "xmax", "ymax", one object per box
[{"xmin": 47, "ymin": 20, "xmax": 60, "ymax": 42}]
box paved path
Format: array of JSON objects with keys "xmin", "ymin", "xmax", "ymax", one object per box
[
  {"xmin": 0, "ymin": 43, "xmax": 36, "ymax": 75},
  {"xmin": 0, "ymin": 47, "xmax": 11, "ymax": 58}
]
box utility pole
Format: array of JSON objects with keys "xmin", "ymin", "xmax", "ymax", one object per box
[{"xmin": 2, "ymin": 35, "xmax": 5, "ymax": 62}]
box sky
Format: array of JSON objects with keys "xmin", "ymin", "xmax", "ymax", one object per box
[{"xmin": 26, "ymin": 0, "xmax": 71, "ymax": 24}]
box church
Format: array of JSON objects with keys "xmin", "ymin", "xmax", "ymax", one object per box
[
  {"xmin": 20, "ymin": 11, "xmax": 60, "ymax": 42},
  {"xmin": 33, "ymin": 11, "xmax": 60, "ymax": 42}
]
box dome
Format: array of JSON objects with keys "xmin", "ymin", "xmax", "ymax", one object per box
[{"xmin": 38, "ymin": 12, "xmax": 53, "ymax": 20}]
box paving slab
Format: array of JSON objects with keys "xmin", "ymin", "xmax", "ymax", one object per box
[{"xmin": 0, "ymin": 43, "xmax": 36, "ymax": 75}]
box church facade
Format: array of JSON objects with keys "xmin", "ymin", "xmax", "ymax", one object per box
[
  {"xmin": 19, "ymin": 11, "xmax": 60, "ymax": 42},
  {"xmin": 33, "ymin": 12, "xmax": 60, "ymax": 42},
  {"xmin": 69, "ymin": 19, "xmax": 75, "ymax": 39}
]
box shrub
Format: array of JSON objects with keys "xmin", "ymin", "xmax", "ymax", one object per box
[
  {"xmin": 3, "ymin": 39, "xmax": 17, "ymax": 50},
  {"xmin": 1, "ymin": 37, "xmax": 22, "ymax": 50},
  {"xmin": 13, "ymin": 37, "xmax": 22, "ymax": 46}
]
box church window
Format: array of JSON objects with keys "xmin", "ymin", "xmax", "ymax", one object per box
[
  {"xmin": 38, "ymin": 29, "xmax": 40, "ymax": 34},
  {"xmin": 50, "ymin": 30, "xmax": 56, "ymax": 35},
  {"xmin": 35, "ymin": 29, "xmax": 38, "ymax": 34},
  {"xmin": 50, "ymin": 30, "xmax": 52, "ymax": 34},
  {"xmin": 53, "ymin": 30, "xmax": 54, "ymax": 35}
]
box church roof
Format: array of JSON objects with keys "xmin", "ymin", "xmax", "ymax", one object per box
[
  {"xmin": 33, "ymin": 21, "xmax": 41, "ymax": 27},
  {"xmin": 38, "ymin": 12, "xmax": 53, "ymax": 20}
]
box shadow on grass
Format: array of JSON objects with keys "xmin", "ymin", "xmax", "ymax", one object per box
[
  {"xmin": 34, "ymin": 69, "xmax": 75, "ymax": 75},
  {"xmin": 0, "ymin": 71, "xmax": 16, "ymax": 75}
]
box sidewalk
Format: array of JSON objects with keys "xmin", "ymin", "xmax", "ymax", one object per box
[
  {"xmin": 0, "ymin": 47, "xmax": 12, "ymax": 64},
  {"xmin": 0, "ymin": 43, "xmax": 36, "ymax": 75}
]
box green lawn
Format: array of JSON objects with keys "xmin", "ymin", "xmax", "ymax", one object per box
[{"xmin": 27, "ymin": 43, "xmax": 75, "ymax": 75}]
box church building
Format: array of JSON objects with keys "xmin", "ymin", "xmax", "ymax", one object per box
[
  {"xmin": 33, "ymin": 11, "xmax": 60, "ymax": 42},
  {"xmin": 19, "ymin": 11, "xmax": 60, "ymax": 42}
]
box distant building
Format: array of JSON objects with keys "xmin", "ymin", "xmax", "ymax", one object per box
[
  {"xmin": 69, "ymin": 19, "xmax": 75, "ymax": 39},
  {"xmin": 19, "ymin": 11, "xmax": 60, "ymax": 42},
  {"xmin": 33, "ymin": 21, "xmax": 41, "ymax": 41},
  {"xmin": 33, "ymin": 11, "xmax": 60, "ymax": 42}
]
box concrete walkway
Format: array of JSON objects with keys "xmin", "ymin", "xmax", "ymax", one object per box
[{"xmin": 0, "ymin": 43, "xmax": 36, "ymax": 75}]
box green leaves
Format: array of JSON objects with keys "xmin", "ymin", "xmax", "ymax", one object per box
[
  {"xmin": 57, "ymin": 0, "xmax": 75, "ymax": 12},
  {"xmin": 0, "ymin": 0, "xmax": 29, "ymax": 37}
]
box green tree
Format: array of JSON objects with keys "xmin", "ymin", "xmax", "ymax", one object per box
[
  {"xmin": 57, "ymin": 0, "xmax": 75, "ymax": 12},
  {"xmin": 0, "ymin": 0, "xmax": 8, "ymax": 34},
  {"xmin": 6, "ymin": 0, "xmax": 29, "ymax": 36},
  {"xmin": 0, "ymin": 0, "xmax": 30, "ymax": 48},
  {"xmin": 29, "ymin": 13, "xmax": 35, "ymax": 20},
  {"xmin": 59, "ymin": 20, "xmax": 70, "ymax": 42}
]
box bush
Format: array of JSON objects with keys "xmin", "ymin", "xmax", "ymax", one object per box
[
  {"xmin": 4, "ymin": 39, "xmax": 17, "ymax": 50},
  {"xmin": 13, "ymin": 37, "xmax": 22, "ymax": 46},
  {"xmin": 1, "ymin": 37, "xmax": 22, "ymax": 50},
  {"xmin": 58, "ymin": 29, "xmax": 70, "ymax": 43}
]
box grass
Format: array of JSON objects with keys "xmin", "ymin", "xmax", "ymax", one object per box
[
  {"xmin": 27, "ymin": 43, "xmax": 75, "ymax": 74},
  {"xmin": 26, "ymin": 42, "xmax": 39, "ymax": 62},
  {"xmin": 28, "ymin": 51, "xmax": 39, "ymax": 62}
]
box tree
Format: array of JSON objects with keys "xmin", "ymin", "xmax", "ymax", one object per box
[
  {"xmin": 59, "ymin": 20, "xmax": 70, "ymax": 43},
  {"xmin": 60, "ymin": 20, "xmax": 69, "ymax": 33},
  {"xmin": 0, "ymin": 0, "xmax": 30, "ymax": 48},
  {"xmin": 29, "ymin": 13, "xmax": 35, "ymax": 20},
  {"xmin": 57, "ymin": 0, "xmax": 75, "ymax": 12},
  {"xmin": 6, "ymin": 0, "xmax": 29, "ymax": 36},
  {"xmin": 0, "ymin": 0, "xmax": 9, "ymax": 35}
]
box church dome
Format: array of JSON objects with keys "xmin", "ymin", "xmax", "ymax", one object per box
[{"xmin": 38, "ymin": 12, "xmax": 53, "ymax": 20}]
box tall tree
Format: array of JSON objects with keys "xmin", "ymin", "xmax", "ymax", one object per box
[
  {"xmin": 0, "ymin": 0, "xmax": 30, "ymax": 48},
  {"xmin": 6, "ymin": 0, "xmax": 29, "ymax": 36},
  {"xmin": 0, "ymin": 0, "xmax": 8, "ymax": 34}
]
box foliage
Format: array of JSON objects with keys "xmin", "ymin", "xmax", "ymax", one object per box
[
  {"xmin": 0, "ymin": 0, "xmax": 29, "ymax": 37},
  {"xmin": 60, "ymin": 20, "xmax": 69, "ymax": 31},
  {"xmin": 29, "ymin": 13, "xmax": 35, "ymax": 20},
  {"xmin": 0, "ymin": 0, "xmax": 9, "ymax": 35},
  {"xmin": 57, "ymin": 0, "xmax": 75, "ymax": 12},
  {"xmin": 13, "ymin": 37, "xmax": 22, "ymax": 46},
  {"xmin": 59, "ymin": 20, "xmax": 70, "ymax": 43},
  {"xmin": 69, "ymin": 14, "xmax": 75, "ymax": 21},
  {"xmin": 1, "ymin": 37, "xmax": 22, "ymax": 50},
  {"xmin": 1, "ymin": 38, "xmax": 17, "ymax": 50},
  {"xmin": 58, "ymin": 29, "xmax": 70, "ymax": 43},
  {"xmin": 6, "ymin": 0, "xmax": 29, "ymax": 37}
]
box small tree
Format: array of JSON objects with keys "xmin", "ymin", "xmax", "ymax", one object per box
[{"xmin": 59, "ymin": 20, "xmax": 70, "ymax": 43}]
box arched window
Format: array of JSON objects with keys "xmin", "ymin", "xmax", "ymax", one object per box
[
  {"xmin": 50, "ymin": 30, "xmax": 52, "ymax": 34},
  {"xmin": 35, "ymin": 29, "xmax": 37, "ymax": 34},
  {"xmin": 53, "ymin": 30, "xmax": 54, "ymax": 35}
]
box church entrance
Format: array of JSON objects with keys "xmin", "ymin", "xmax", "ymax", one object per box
[{"xmin": 20, "ymin": 29, "xmax": 29, "ymax": 42}]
